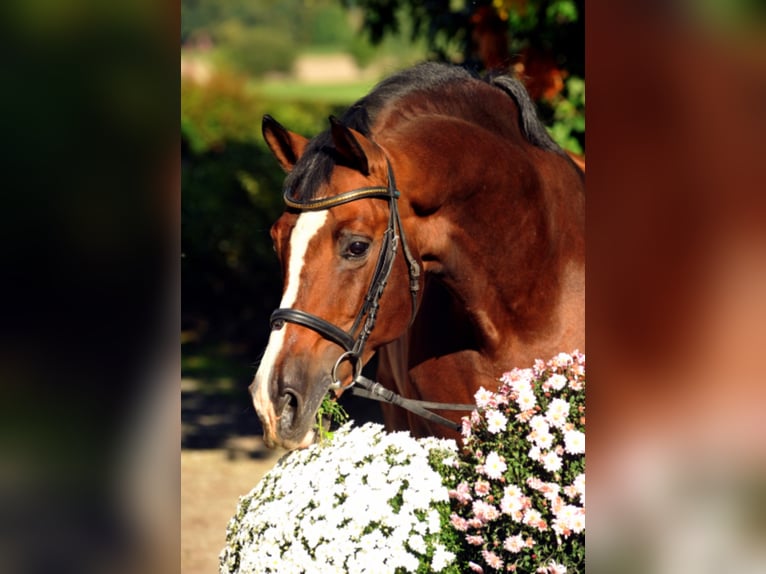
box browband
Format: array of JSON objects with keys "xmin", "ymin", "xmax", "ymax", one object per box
[{"xmin": 283, "ymin": 186, "xmax": 394, "ymax": 211}]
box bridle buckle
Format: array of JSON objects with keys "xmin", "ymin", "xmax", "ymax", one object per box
[{"xmin": 330, "ymin": 350, "xmax": 362, "ymax": 390}]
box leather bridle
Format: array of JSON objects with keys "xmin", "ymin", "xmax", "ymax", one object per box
[
  {"xmin": 268, "ymin": 158, "xmax": 474, "ymax": 432},
  {"xmin": 269, "ymin": 159, "xmax": 421, "ymax": 390}
]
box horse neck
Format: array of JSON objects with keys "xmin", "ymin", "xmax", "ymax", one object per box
[{"xmin": 394, "ymin": 140, "xmax": 585, "ymax": 365}]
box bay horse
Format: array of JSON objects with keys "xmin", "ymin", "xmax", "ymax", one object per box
[{"xmin": 251, "ymin": 62, "xmax": 584, "ymax": 449}]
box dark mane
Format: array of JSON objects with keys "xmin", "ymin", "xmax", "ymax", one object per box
[
  {"xmin": 284, "ymin": 62, "xmax": 564, "ymax": 200},
  {"xmin": 488, "ymin": 74, "xmax": 564, "ymax": 154}
]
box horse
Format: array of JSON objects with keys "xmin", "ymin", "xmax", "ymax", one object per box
[{"xmin": 250, "ymin": 62, "xmax": 585, "ymax": 449}]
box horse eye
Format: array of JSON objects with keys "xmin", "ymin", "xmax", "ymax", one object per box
[{"xmin": 346, "ymin": 240, "xmax": 370, "ymax": 258}]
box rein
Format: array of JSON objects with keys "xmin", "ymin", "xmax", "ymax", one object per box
[{"xmin": 270, "ymin": 158, "xmax": 473, "ymax": 432}]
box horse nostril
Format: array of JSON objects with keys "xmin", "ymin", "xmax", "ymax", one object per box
[
  {"xmin": 278, "ymin": 389, "xmax": 301, "ymax": 429},
  {"xmin": 284, "ymin": 389, "xmax": 299, "ymax": 409},
  {"xmin": 279, "ymin": 389, "xmax": 300, "ymax": 414}
]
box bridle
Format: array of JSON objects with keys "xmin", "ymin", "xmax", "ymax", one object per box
[
  {"xmin": 268, "ymin": 157, "xmax": 473, "ymax": 432},
  {"xmin": 270, "ymin": 158, "xmax": 421, "ymax": 390}
]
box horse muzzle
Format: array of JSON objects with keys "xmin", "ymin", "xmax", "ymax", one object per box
[{"xmin": 249, "ymin": 359, "xmax": 336, "ymax": 450}]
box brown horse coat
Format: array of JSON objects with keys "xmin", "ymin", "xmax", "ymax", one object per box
[{"xmin": 254, "ymin": 63, "xmax": 584, "ymax": 447}]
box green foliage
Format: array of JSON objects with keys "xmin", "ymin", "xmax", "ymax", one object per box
[
  {"xmin": 544, "ymin": 75, "xmax": 585, "ymax": 154},
  {"xmin": 181, "ymin": 71, "xmax": 348, "ymax": 349},
  {"xmin": 340, "ymin": 0, "xmax": 585, "ymax": 152},
  {"xmin": 214, "ymin": 22, "xmax": 297, "ymax": 77},
  {"xmin": 181, "ymin": 72, "xmax": 263, "ymax": 153},
  {"xmin": 316, "ymin": 393, "xmax": 350, "ymax": 443}
]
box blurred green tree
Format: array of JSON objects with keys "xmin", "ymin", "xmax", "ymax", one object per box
[
  {"xmin": 340, "ymin": 0, "xmax": 585, "ymax": 153},
  {"xmin": 181, "ymin": 71, "xmax": 347, "ymax": 353}
]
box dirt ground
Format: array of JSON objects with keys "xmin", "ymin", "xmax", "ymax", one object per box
[
  {"xmin": 181, "ymin": 439, "xmax": 284, "ymax": 574},
  {"xmin": 181, "ymin": 369, "xmax": 384, "ymax": 574}
]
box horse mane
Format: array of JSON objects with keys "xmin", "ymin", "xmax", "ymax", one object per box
[
  {"xmin": 487, "ymin": 73, "xmax": 564, "ymax": 155},
  {"xmin": 283, "ymin": 62, "xmax": 565, "ymax": 200}
]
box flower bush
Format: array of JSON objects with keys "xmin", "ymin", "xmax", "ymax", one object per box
[
  {"xmin": 220, "ymin": 351, "xmax": 584, "ymax": 574},
  {"xmin": 219, "ymin": 423, "xmax": 460, "ymax": 574},
  {"xmin": 436, "ymin": 350, "xmax": 585, "ymax": 573}
]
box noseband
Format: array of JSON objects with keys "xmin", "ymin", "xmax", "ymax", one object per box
[{"xmin": 269, "ymin": 159, "xmax": 421, "ymax": 389}]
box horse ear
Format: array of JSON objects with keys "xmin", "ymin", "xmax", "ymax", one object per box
[
  {"xmin": 262, "ymin": 115, "xmax": 309, "ymax": 172},
  {"xmin": 329, "ymin": 115, "xmax": 372, "ymax": 176}
]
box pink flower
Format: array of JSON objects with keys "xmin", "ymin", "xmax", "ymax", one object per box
[
  {"xmin": 482, "ymin": 550, "xmax": 504, "ymax": 570},
  {"xmin": 536, "ymin": 481, "xmax": 561, "ymax": 502},
  {"xmin": 515, "ymin": 409, "xmax": 535, "ymax": 423},
  {"xmin": 466, "ymin": 535, "xmax": 485, "ymax": 546},
  {"xmin": 523, "ymin": 508, "xmax": 547, "ymax": 530},
  {"xmin": 526, "ymin": 476, "xmax": 544, "ymax": 490},
  {"xmin": 450, "ymin": 513, "xmax": 469, "ymax": 531},
  {"xmin": 501, "ymin": 368, "xmax": 534, "ymax": 393},
  {"xmin": 450, "ymin": 481, "xmax": 473, "ymax": 504},
  {"xmin": 472, "ymin": 499, "xmax": 500, "ymax": 523},
  {"xmin": 474, "ymin": 479, "xmax": 491, "ymax": 497},
  {"xmin": 461, "ymin": 416, "xmax": 473, "ymax": 437},
  {"xmin": 503, "ymin": 534, "xmax": 525, "ymax": 553},
  {"xmin": 469, "ymin": 561, "xmax": 484, "ymax": 573}
]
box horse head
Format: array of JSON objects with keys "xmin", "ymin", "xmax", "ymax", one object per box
[{"xmin": 250, "ymin": 115, "xmax": 421, "ymax": 449}]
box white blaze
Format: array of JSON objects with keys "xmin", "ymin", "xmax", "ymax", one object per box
[{"xmin": 253, "ymin": 211, "xmax": 329, "ymax": 417}]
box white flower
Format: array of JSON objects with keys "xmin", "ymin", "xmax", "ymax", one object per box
[
  {"xmin": 516, "ymin": 389, "xmax": 537, "ymax": 411},
  {"xmin": 541, "ymin": 450, "xmax": 563, "ymax": 473},
  {"xmin": 532, "ymin": 429, "xmax": 554, "ymax": 450},
  {"xmin": 550, "ymin": 352, "xmax": 573, "ymax": 368},
  {"xmin": 500, "ymin": 492, "xmax": 523, "ymax": 516},
  {"xmin": 569, "ymin": 508, "xmax": 585, "ymax": 533},
  {"xmin": 547, "ymin": 560, "xmax": 568, "ymax": 574},
  {"xmin": 220, "ymin": 423, "xmax": 458, "ymax": 574},
  {"xmin": 523, "ymin": 508, "xmax": 544, "ymax": 527},
  {"xmin": 431, "ymin": 544, "xmax": 455, "ymax": 571},
  {"xmin": 573, "ymin": 473, "xmax": 585, "ymax": 504},
  {"xmin": 563, "ymin": 429, "xmax": 585, "ymax": 454},
  {"xmin": 500, "ymin": 367, "xmax": 534, "ymax": 389},
  {"xmin": 485, "ymin": 409, "xmax": 508, "ymax": 434},
  {"xmin": 503, "ymin": 533, "xmax": 525, "ymax": 553},
  {"xmin": 545, "ymin": 397, "xmax": 571, "ymax": 429},
  {"xmin": 547, "ymin": 373, "xmax": 568, "ymax": 391},
  {"xmin": 529, "ymin": 415, "xmax": 549, "ymax": 434},
  {"xmin": 408, "ymin": 533, "xmax": 427, "ymax": 554},
  {"xmin": 482, "ymin": 451, "xmax": 507, "ymax": 479},
  {"xmin": 474, "ymin": 386, "xmax": 496, "ymax": 409}
]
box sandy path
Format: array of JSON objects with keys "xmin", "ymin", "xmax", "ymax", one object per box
[{"xmin": 181, "ymin": 443, "xmax": 283, "ymax": 574}]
